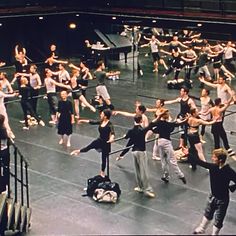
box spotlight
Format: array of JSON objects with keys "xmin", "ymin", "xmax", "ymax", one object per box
[
  {"xmin": 39, "ymin": 16, "xmax": 44, "ymax": 20},
  {"xmin": 0, "ymin": 23, "xmax": 2, "ymax": 26},
  {"xmin": 112, "ymin": 16, "xmax": 116, "ymax": 20},
  {"xmin": 197, "ymin": 23, "xmax": 202, "ymax": 27},
  {"xmin": 76, "ymin": 14, "xmax": 80, "ymax": 17},
  {"xmin": 152, "ymin": 20, "xmax": 156, "ymax": 23},
  {"xmin": 69, "ymin": 23, "xmax": 76, "ymax": 29}
]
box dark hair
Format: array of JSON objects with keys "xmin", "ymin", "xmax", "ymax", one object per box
[
  {"xmin": 190, "ymin": 108, "xmax": 197, "ymax": 115},
  {"xmin": 203, "ymin": 88, "xmax": 210, "ymax": 95},
  {"xmin": 160, "ymin": 99, "xmax": 165, "ymax": 106},
  {"xmin": 214, "ymin": 98, "xmax": 221, "ymax": 106},
  {"xmin": 134, "ymin": 114, "xmax": 142, "ymax": 124},
  {"xmin": 103, "ymin": 109, "xmax": 112, "ymax": 119},
  {"xmin": 181, "ymin": 86, "xmax": 189, "ymax": 94},
  {"xmin": 137, "ymin": 105, "xmax": 146, "ymax": 113},
  {"xmin": 97, "ymin": 60, "xmax": 104, "ymax": 68}
]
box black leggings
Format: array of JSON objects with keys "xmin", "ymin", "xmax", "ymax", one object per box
[
  {"xmin": 80, "ymin": 138, "xmax": 110, "ymax": 172},
  {"xmin": 20, "ymin": 100, "xmax": 41, "ymax": 127},
  {"xmin": 30, "ymin": 88, "xmax": 39, "ymax": 113},
  {"xmin": 211, "ymin": 122, "xmax": 230, "ymax": 150}
]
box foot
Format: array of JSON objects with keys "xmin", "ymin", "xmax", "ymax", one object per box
[
  {"xmin": 153, "ymin": 69, "xmax": 158, "ymax": 72},
  {"xmin": 70, "ymin": 149, "xmax": 80, "ymax": 155},
  {"xmin": 227, "ymin": 148, "xmax": 235, "ymax": 157},
  {"xmin": 59, "ymin": 139, "xmax": 63, "ymax": 145},
  {"xmin": 67, "ymin": 142, "xmax": 71, "ymax": 147},
  {"xmin": 134, "ymin": 186, "xmax": 143, "ymax": 193},
  {"xmin": 116, "ymin": 156, "xmax": 124, "ymax": 161},
  {"xmin": 152, "ymin": 156, "xmax": 161, "ymax": 161},
  {"xmin": 144, "ymin": 191, "xmax": 155, "ymax": 198},
  {"xmin": 180, "ymin": 176, "xmax": 187, "ymax": 184},
  {"xmin": 49, "ymin": 120, "xmax": 56, "ymax": 124},
  {"xmin": 22, "ymin": 126, "xmax": 29, "ymax": 130},
  {"xmin": 39, "ymin": 120, "xmax": 45, "ymax": 127},
  {"xmin": 90, "ymin": 106, "xmax": 96, "ymax": 112},
  {"xmin": 193, "ymin": 226, "xmax": 205, "ymax": 234}
]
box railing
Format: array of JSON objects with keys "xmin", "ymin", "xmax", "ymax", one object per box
[{"xmin": 8, "ymin": 140, "xmax": 30, "ymax": 209}]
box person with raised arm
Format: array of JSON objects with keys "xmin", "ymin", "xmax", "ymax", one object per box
[{"xmin": 71, "ymin": 109, "xmax": 115, "ymax": 178}]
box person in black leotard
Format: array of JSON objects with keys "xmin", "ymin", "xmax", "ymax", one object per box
[{"xmin": 70, "ymin": 109, "xmax": 115, "ymax": 177}]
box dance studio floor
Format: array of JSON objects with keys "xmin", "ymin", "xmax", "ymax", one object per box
[{"xmin": 6, "ymin": 52, "xmax": 236, "ymax": 235}]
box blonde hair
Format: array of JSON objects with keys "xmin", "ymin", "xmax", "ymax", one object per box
[{"xmin": 213, "ymin": 148, "xmax": 228, "ymax": 163}]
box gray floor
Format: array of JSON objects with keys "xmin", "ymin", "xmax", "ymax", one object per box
[{"xmin": 6, "ymin": 51, "xmax": 236, "ymax": 235}]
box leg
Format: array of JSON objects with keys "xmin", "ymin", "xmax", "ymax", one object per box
[
  {"xmin": 212, "ymin": 198, "xmax": 229, "ymax": 235},
  {"xmin": 194, "ymin": 143, "xmax": 206, "ymax": 162},
  {"xmin": 79, "ymin": 95, "xmax": 96, "ymax": 112},
  {"xmin": 73, "ymin": 99, "xmax": 80, "ymax": 118}
]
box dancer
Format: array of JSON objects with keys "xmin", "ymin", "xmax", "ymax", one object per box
[
  {"xmin": 199, "ymin": 76, "xmax": 233, "ymax": 105},
  {"xmin": 114, "ymin": 104, "xmax": 149, "ymax": 127},
  {"xmin": 201, "ymin": 97, "xmax": 235, "ymax": 157},
  {"xmin": 140, "ymin": 35, "xmax": 168, "ymax": 72},
  {"xmin": 116, "ymin": 114, "xmax": 156, "ymax": 198},
  {"xmin": 70, "ymin": 69, "xmax": 96, "ymax": 121},
  {"xmin": 0, "ymin": 83, "xmax": 17, "ymax": 139},
  {"xmin": 165, "ymin": 86, "xmax": 197, "ymax": 148},
  {"xmin": 193, "ymin": 148, "xmax": 236, "ymax": 235},
  {"xmin": 187, "ymin": 108, "xmax": 216, "ymax": 170},
  {"xmin": 44, "ymin": 69, "xmax": 71, "ymax": 124},
  {"xmin": 94, "ymin": 60, "xmax": 120, "ymax": 110},
  {"xmin": 146, "ymin": 98, "xmax": 167, "ymax": 160},
  {"xmin": 199, "ymin": 88, "xmax": 214, "ymax": 143},
  {"xmin": 69, "ymin": 61, "xmax": 93, "ymax": 99},
  {"xmin": 70, "ymin": 109, "xmax": 115, "ymax": 177},
  {"xmin": 0, "ymin": 72, "xmax": 13, "ymax": 107},
  {"xmin": 57, "ymin": 90, "xmax": 74, "ymax": 147},
  {"xmin": 0, "ymin": 114, "xmax": 10, "ymax": 193},
  {"xmin": 17, "ymin": 64, "xmax": 42, "ymax": 113},
  {"xmin": 18, "ymin": 77, "xmax": 45, "ymax": 130},
  {"xmin": 150, "ymin": 109, "xmax": 187, "ymax": 184}
]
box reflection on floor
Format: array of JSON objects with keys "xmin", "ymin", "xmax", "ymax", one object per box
[{"xmin": 6, "ymin": 52, "xmax": 236, "ymax": 235}]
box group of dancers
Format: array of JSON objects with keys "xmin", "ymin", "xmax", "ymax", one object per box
[{"xmin": 0, "ymin": 30, "xmax": 236, "ymax": 235}]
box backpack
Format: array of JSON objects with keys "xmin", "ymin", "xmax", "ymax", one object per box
[{"xmin": 85, "ymin": 175, "xmax": 111, "ymax": 197}]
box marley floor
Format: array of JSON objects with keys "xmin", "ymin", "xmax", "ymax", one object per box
[{"xmin": 4, "ymin": 50, "xmax": 236, "ymax": 235}]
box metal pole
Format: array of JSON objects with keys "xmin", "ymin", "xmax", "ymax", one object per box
[
  {"xmin": 20, "ymin": 156, "xmax": 24, "ymax": 206},
  {"xmin": 14, "ymin": 147, "xmax": 18, "ymax": 203},
  {"xmin": 25, "ymin": 163, "xmax": 30, "ymax": 208}
]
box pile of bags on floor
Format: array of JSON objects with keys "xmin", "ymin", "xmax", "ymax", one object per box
[
  {"xmin": 167, "ymin": 78, "xmax": 193, "ymax": 89},
  {"xmin": 83, "ymin": 175, "xmax": 121, "ymax": 203},
  {"xmin": 174, "ymin": 146, "xmax": 189, "ymax": 162}
]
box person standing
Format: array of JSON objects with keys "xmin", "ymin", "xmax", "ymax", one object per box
[
  {"xmin": 57, "ymin": 90, "xmax": 75, "ymax": 147},
  {"xmin": 193, "ymin": 148, "xmax": 236, "ymax": 235},
  {"xmin": 150, "ymin": 109, "xmax": 187, "ymax": 184},
  {"xmin": 94, "ymin": 60, "xmax": 120, "ymax": 110},
  {"xmin": 116, "ymin": 114, "xmax": 156, "ymax": 198}
]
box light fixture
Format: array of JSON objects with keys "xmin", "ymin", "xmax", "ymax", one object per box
[
  {"xmin": 39, "ymin": 16, "xmax": 44, "ymax": 20},
  {"xmin": 69, "ymin": 23, "xmax": 76, "ymax": 29},
  {"xmin": 152, "ymin": 20, "xmax": 156, "ymax": 23},
  {"xmin": 112, "ymin": 16, "xmax": 116, "ymax": 20},
  {"xmin": 0, "ymin": 23, "xmax": 2, "ymax": 27},
  {"xmin": 76, "ymin": 14, "xmax": 79, "ymax": 17},
  {"xmin": 197, "ymin": 23, "xmax": 202, "ymax": 27}
]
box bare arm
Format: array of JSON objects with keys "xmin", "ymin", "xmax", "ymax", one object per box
[{"xmin": 198, "ymin": 78, "xmax": 218, "ymax": 88}]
